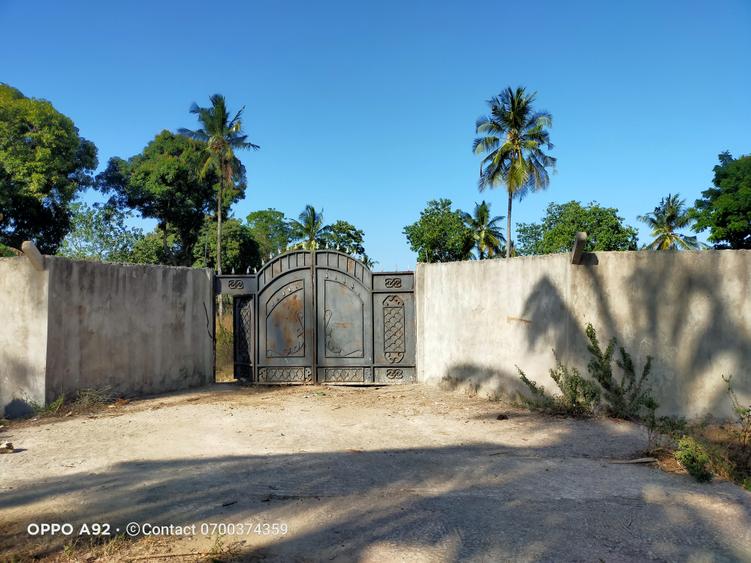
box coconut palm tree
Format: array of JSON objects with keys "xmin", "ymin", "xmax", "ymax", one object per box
[
  {"xmin": 638, "ymin": 193, "xmax": 702, "ymax": 250},
  {"xmin": 360, "ymin": 254, "xmax": 378, "ymax": 269},
  {"xmin": 289, "ymin": 205, "xmax": 331, "ymax": 250},
  {"xmin": 460, "ymin": 201, "xmax": 505, "ymax": 259},
  {"xmin": 473, "ymin": 87, "xmax": 556, "ymax": 258},
  {"xmin": 178, "ymin": 94, "xmax": 259, "ymax": 277}
]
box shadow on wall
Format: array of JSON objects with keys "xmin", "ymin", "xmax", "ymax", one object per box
[
  {"xmin": 440, "ymin": 363, "xmax": 527, "ymax": 401},
  {"xmin": 520, "ymin": 252, "xmax": 751, "ymax": 416},
  {"xmin": 2, "ymin": 437, "xmax": 750, "ymax": 560},
  {"xmin": 1, "ymin": 356, "xmax": 42, "ymax": 419}
]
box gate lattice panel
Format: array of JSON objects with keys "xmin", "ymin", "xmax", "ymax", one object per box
[{"xmin": 216, "ymin": 250, "xmax": 416, "ymax": 384}]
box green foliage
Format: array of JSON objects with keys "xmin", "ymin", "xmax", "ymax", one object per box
[
  {"xmin": 460, "ymin": 201, "xmax": 505, "ymax": 259},
  {"xmin": 179, "ymin": 94, "xmax": 259, "ymax": 275},
  {"xmin": 360, "ymin": 254, "xmax": 378, "ymax": 269},
  {"xmin": 584, "ymin": 324, "xmax": 655, "ymax": 419},
  {"xmin": 675, "ymin": 436, "xmax": 713, "ymax": 482},
  {"xmin": 57, "ymin": 202, "xmax": 144, "ymax": 262},
  {"xmin": 517, "ymin": 324, "xmax": 657, "ymax": 421},
  {"xmin": 638, "ymin": 193, "xmax": 702, "ymax": 250},
  {"xmin": 0, "ymin": 242, "xmax": 19, "ymax": 257},
  {"xmin": 288, "ymin": 205, "xmax": 331, "ymax": 250},
  {"xmin": 323, "ymin": 220, "xmax": 366, "ymax": 257},
  {"xmin": 129, "ymin": 231, "xmax": 180, "ymax": 265},
  {"xmin": 517, "ymin": 359, "xmax": 600, "ymax": 417},
  {"xmin": 722, "ymin": 375, "xmax": 751, "ymax": 449},
  {"xmin": 96, "ymin": 131, "xmax": 220, "ymax": 265},
  {"xmin": 473, "ymin": 86, "xmax": 556, "ymax": 258},
  {"xmin": 403, "ymin": 199, "xmax": 472, "ymax": 263},
  {"xmin": 246, "ymin": 208, "xmax": 291, "ymax": 259},
  {"xmin": 644, "ymin": 412, "xmax": 687, "ymax": 453},
  {"xmin": 691, "ymin": 152, "xmax": 751, "ymax": 249},
  {"xmin": 193, "ymin": 217, "xmax": 260, "ymax": 274},
  {"xmin": 517, "ymin": 201, "xmax": 638, "ymax": 255},
  {"xmin": 0, "ymin": 83, "xmax": 98, "ymax": 253},
  {"xmin": 30, "ymin": 394, "xmax": 65, "ymax": 416}
]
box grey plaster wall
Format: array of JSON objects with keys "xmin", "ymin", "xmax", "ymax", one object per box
[
  {"xmin": 1, "ymin": 256, "xmax": 214, "ymax": 416},
  {"xmin": 416, "ymin": 250, "xmax": 751, "ymax": 418},
  {"xmin": 0, "ymin": 258, "xmax": 49, "ymax": 417},
  {"xmin": 44, "ymin": 258, "xmax": 214, "ymax": 401}
]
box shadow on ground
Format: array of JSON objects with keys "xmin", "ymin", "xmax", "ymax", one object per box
[{"xmin": 2, "ymin": 436, "xmax": 750, "ymax": 561}]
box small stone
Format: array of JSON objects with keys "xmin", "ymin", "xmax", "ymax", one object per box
[{"xmin": 0, "ymin": 441, "xmax": 14, "ymax": 453}]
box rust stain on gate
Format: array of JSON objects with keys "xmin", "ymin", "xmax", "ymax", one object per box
[{"xmin": 215, "ymin": 250, "xmax": 416, "ymax": 385}]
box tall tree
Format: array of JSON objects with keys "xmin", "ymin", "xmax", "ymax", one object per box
[
  {"xmin": 517, "ymin": 201, "xmax": 638, "ymax": 255},
  {"xmin": 638, "ymin": 193, "xmax": 701, "ymax": 250},
  {"xmin": 460, "ymin": 200, "xmax": 505, "ymax": 259},
  {"xmin": 58, "ymin": 202, "xmax": 144, "ymax": 262},
  {"xmin": 403, "ymin": 199, "xmax": 472, "ymax": 263},
  {"xmin": 246, "ymin": 208, "xmax": 291, "ymax": 261},
  {"xmin": 289, "ymin": 205, "xmax": 330, "ymax": 250},
  {"xmin": 323, "ymin": 220, "xmax": 366, "ymax": 256},
  {"xmin": 690, "ymin": 152, "xmax": 751, "ymax": 249},
  {"xmin": 0, "ymin": 84, "xmax": 98, "ymax": 253},
  {"xmin": 193, "ymin": 217, "xmax": 260, "ymax": 274},
  {"xmin": 96, "ymin": 131, "xmax": 219, "ymax": 265},
  {"xmin": 473, "ymin": 86, "xmax": 556, "ymax": 258},
  {"xmin": 179, "ymin": 94, "xmax": 259, "ymax": 276}
]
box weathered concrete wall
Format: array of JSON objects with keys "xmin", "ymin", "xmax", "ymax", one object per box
[
  {"xmin": 0, "ymin": 258, "xmax": 49, "ymax": 417},
  {"xmin": 44, "ymin": 258, "xmax": 214, "ymax": 401},
  {"xmin": 1, "ymin": 256, "xmax": 214, "ymax": 416},
  {"xmin": 416, "ymin": 250, "xmax": 751, "ymax": 418}
]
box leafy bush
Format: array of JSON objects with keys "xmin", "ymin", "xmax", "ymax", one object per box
[
  {"xmin": 585, "ymin": 324, "xmax": 656, "ymax": 419},
  {"xmin": 517, "ymin": 324, "xmax": 657, "ymax": 421},
  {"xmin": 0, "ymin": 243, "xmax": 20, "ymax": 257},
  {"xmin": 675, "ymin": 436, "xmax": 713, "ymax": 482},
  {"xmin": 644, "ymin": 412, "xmax": 687, "ymax": 453},
  {"xmin": 30, "ymin": 394, "xmax": 65, "ymax": 416},
  {"xmin": 722, "ymin": 374, "xmax": 751, "ymax": 448},
  {"xmin": 517, "ymin": 359, "xmax": 600, "ymax": 417}
]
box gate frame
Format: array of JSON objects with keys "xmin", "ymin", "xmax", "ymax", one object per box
[{"xmin": 214, "ymin": 249, "xmax": 416, "ymax": 385}]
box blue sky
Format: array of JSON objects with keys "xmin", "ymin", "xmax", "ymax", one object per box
[{"xmin": 1, "ymin": 0, "xmax": 749, "ymax": 269}]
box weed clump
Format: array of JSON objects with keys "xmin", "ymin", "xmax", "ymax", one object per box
[
  {"xmin": 517, "ymin": 323, "xmax": 656, "ymax": 420},
  {"xmin": 675, "ymin": 436, "xmax": 713, "ymax": 482},
  {"xmin": 517, "ymin": 360, "xmax": 599, "ymax": 417}
]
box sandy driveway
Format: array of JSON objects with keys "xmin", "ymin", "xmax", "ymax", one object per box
[{"xmin": 1, "ymin": 384, "xmax": 750, "ymax": 562}]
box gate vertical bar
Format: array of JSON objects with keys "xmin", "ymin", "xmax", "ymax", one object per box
[{"xmin": 310, "ymin": 249, "xmax": 317, "ymax": 383}]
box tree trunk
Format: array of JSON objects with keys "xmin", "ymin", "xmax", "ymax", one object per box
[
  {"xmin": 161, "ymin": 223, "xmax": 168, "ymax": 263},
  {"xmin": 506, "ymin": 192, "xmax": 513, "ymax": 259},
  {"xmin": 216, "ymin": 174, "xmax": 224, "ymax": 317}
]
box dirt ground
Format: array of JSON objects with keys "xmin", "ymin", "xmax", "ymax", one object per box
[{"xmin": 1, "ymin": 384, "xmax": 750, "ymax": 562}]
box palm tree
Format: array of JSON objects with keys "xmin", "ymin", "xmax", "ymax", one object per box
[
  {"xmin": 638, "ymin": 194, "xmax": 702, "ymax": 250},
  {"xmin": 289, "ymin": 205, "xmax": 331, "ymax": 250},
  {"xmin": 360, "ymin": 254, "xmax": 378, "ymax": 269},
  {"xmin": 473, "ymin": 86, "xmax": 556, "ymax": 258},
  {"xmin": 178, "ymin": 94, "xmax": 259, "ymax": 277},
  {"xmin": 460, "ymin": 201, "xmax": 505, "ymax": 259}
]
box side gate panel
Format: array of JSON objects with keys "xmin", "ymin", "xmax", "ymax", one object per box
[
  {"xmin": 233, "ymin": 296, "xmax": 254, "ymax": 380},
  {"xmin": 373, "ymin": 273, "xmax": 416, "ymax": 383}
]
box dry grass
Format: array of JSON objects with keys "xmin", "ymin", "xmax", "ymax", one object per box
[{"xmin": 215, "ymin": 309, "xmax": 235, "ymax": 383}]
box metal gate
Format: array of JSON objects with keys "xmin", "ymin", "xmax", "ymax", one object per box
[{"xmin": 215, "ymin": 250, "xmax": 416, "ymax": 384}]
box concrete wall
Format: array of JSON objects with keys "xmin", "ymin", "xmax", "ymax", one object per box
[
  {"xmin": 1, "ymin": 256, "xmax": 214, "ymax": 417},
  {"xmin": 416, "ymin": 250, "xmax": 751, "ymax": 419},
  {"xmin": 0, "ymin": 258, "xmax": 49, "ymax": 417}
]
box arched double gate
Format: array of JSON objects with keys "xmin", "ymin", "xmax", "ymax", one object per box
[{"xmin": 215, "ymin": 250, "xmax": 416, "ymax": 384}]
